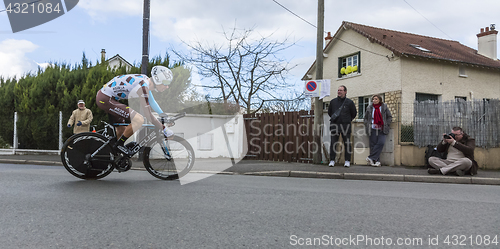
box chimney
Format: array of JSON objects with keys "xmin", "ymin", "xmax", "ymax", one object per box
[
  {"xmin": 325, "ymin": 32, "xmax": 333, "ymax": 42},
  {"xmin": 101, "ymin": 49, "xmax": 106, "ymax": 63},
  {"xmin": 477, "ymin": 24, "xmax": 498, "ymax": 60}
]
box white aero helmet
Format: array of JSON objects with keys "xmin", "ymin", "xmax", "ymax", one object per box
[{"xmin": 151, "ymin": 66, "xmax": 173, "ymax": 86}]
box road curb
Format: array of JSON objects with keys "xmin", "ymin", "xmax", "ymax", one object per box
[
  {"xmin": 2, "ymin": 159, "xmax": 500, "ymax": 185},
  {"xmin": 290, "ymin": 171, "xmax": 319, "ymax": 178},
  {"xmin": 344, "ymin": 173, "xmax": 405, "ymax": 181},
  {"xmin": 471, "ymin": 177, "xmax": 500, "ymax": 185},
  {"xmin": 0, "ymin": 159, "xmax": 28, "ymax": 164},
  {"xmin": 244, "ymin": 171, "xmax": 290, "ymax": 177},
  {"xmin": 315, "ymin": 172, "xmax": 344, "ymax": 179},
  {"xmin": 0, "ymin": 159, "xmax": 63, "ymax": 166},
  {"xmin": 404, "ymin": 175, "xmax": 472, "ymax": 184},
  {"xmin": 29, "ymin": 160, "xmax": 63, "ymax": 166},
  {"xmin": 240, "ymin": 170, "xmax": 500, "ymax": 185}
]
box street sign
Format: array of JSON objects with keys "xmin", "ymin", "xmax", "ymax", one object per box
[{"xmin": 304, "ymin": 79, "xmax": 330, "ymax": 99}]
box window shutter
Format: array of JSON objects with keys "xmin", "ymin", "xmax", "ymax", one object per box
[
  {"xmin": 358, "ymin": 97, "xmax": 364, "ymax": 119},
  {"xmin": 338, "ymin": 57, "xmax": 342, "ymax": 78},
  {"xmin": 357, "ymin": 52, "xmax": 361, "ymax": 73}
]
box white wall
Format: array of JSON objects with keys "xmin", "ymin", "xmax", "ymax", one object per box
[
  {"xmin": 401, "ymin": 58, "xmax": 500, "ymax": 103},
  {"xmin": 108, "ymin": 58, "xmax": 131, "ymax": 72},
  {"xmin": 158, "ymin": 114, "xmax": 247, "ymax": 159}
]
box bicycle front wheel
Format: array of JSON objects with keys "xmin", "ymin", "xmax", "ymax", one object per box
[
  {"xmin": 143, "ymin": 135, "xmax": 195, "ymax": 180},
  {"xmin": 61, "ymin": 132, "xmax": 115, "ymax": 180}
]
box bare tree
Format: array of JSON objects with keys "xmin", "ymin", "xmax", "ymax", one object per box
[
  {"xmin": 172, "ymin": 26, "xmax": 297, "ymax": 114},
  {"xmin": 260, "ymin": 92, "xmax": 309, "ymax": 113}
]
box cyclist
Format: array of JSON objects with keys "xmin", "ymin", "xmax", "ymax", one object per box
[{"xmin": 96, "ymin": 65, "xmax": 174, "ymax": 156}]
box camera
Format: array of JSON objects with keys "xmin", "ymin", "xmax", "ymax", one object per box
[{"xmin": 443, "ymin": 133, "xmax": 455, "ymax": 139}]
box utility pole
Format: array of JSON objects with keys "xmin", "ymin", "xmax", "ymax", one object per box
[
  {"xmin": 138, "ymin": 0, "xmax": 150, "ymax": 160},
  {"xmin": 313, "ymin": 0, "xmax": 324, "ymax": 164},
  {"xmin": 141, "ymin": 0, "xmax": 150, "ymax": 75}
]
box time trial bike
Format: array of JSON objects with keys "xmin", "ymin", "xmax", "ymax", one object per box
[{"xmin": 61, "ymin": 113, "xmax": 195, "ymax": 180}]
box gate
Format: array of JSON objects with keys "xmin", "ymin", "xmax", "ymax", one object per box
[{"xmin": 243, "ymin": 110, "xmax": 315, "ymax": 163}]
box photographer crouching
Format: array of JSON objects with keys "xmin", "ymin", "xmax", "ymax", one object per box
[{"xmin": 428, "ymin": 126, "xmax": 478, "ymax": 176}]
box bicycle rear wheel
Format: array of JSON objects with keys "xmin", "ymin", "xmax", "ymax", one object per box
[
  {"xmin": 143, "ymin": 135, "xmax": 195, "ymax": 180},
  {"xmin": 61, "ymin": 132, "xmax": 115, "ymax": 180}
]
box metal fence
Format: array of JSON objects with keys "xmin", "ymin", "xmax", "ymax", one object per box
[
  {"xmin": 0, "ymin": 112, "xmax": 65, "ymax": 153},
  {"xmin": 399, "ymin": 99, "xmax": 500, "ymax": 148}
]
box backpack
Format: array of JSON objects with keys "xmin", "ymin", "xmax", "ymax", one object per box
[{"xmin": 424, "ymin": 145, "xmax": 444, "ymax": 168}]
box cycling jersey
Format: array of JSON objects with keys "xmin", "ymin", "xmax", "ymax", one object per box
[
  {"xmin": 96, "ymin": 74, "xmax": 164, "ymax": 129},
  {"xmin": 100, "ymin": 74, "xmax": 150, "ymax": 100}
]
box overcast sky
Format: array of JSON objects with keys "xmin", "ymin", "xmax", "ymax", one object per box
[{"xmin": 1, "ymin": 0, "xmax": 499, "ymax": 88}]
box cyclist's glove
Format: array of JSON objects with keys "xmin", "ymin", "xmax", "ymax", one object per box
[
  {"xmin": 163, "ymin": 127, "xmax": 174, "ymax": 138},
  {"xmin": 77, "ymin": 121, "xmax": 82, "ymax": 126}
]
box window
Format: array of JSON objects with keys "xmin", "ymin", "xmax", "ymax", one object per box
[
  {"xmin": 455, "ymin": 97, "xmax": 467, "ymax": 114},
  {"xmin": 323, "ymin": 102, "xmax": 329, "ymax": 111},
  {"xmin": 409, "ymin": 44, "xmax": 432, "ymax": 53},
  {"xmin": 338, "ymin": 52, "xmax": 360, "ymax": 78},
  {"xmin": 358, "ymin": 96, "xmax": 370, "ymax": 119},
  {"xmin": 459, "ymin": 66, "xmax": 467, "ymax": 77},
  {"xmin": 416, "ymin": 93, "xmax": 439, "ymax": 102}
]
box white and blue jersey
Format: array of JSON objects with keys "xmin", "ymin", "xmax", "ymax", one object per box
[{"xmin": 101, "ymin": 74, "xmax": 150, "ymax": 100}]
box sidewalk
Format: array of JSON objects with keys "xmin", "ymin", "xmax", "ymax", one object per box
[{"xmin": 2, "ymin": 154, "xmax": 500, "ymax": 185}]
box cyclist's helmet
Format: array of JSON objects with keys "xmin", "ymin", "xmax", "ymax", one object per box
[{"xmin": 151, "ymin": 66, "xmax": 173, "ymax": 86}]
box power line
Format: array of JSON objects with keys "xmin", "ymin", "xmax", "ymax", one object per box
[
  {"xmin": 403, "ymin": 0, "xmax": 453, "ymax": 40},
  {"xmin": 271, "ymin": 0, "xmax": 317, "ymax": 29},
  {"xmin": 270, "ymin": 0, "xmax": 388, "ymax": 58}
]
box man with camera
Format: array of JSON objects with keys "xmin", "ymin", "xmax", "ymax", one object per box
[{"xmin": 428, "ymin": 126, "xmax": 477, "ymax": 176}]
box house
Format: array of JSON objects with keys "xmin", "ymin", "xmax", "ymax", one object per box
[
  {"xmin": 101, "ymin": 49, "xmax": 133, "ymax": 72},
  {"xmin": 303, "ymin": 21, "xmax": 500, "ymax": 121},
  {"xmin": 302, "ymin": 21, "xmax": 500, "ymax": 167}
]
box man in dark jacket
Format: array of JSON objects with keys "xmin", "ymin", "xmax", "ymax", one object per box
[
  {"xmin": 428, "ymin": 126, "xmax": 478, "ymax": 176},
  {"xmin": 327, "ymin": 85, "xmax": 357, "ymax": 167}
]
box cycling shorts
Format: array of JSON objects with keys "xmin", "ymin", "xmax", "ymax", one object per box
[{"xmin": 96, "ymin": 90, "xmax": 137, "ymax": 124}]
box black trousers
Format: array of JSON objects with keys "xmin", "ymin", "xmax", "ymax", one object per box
[{"xmin": 329, "ymin": 123, "xmax": 352, "ymax": 162}]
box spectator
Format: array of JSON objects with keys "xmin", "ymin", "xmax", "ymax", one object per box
[
  {"xmin": 428, "ymin": 127, "xmax": 477, "ymax": 176},
  {"xmin": 67, "ymin": 100, "xmax": 93, "ymax": 134},
  {"xmin": 327, "ymin": 85, "xmax": 357, "ymax": 167},
  {"xmin": 364, "ymin": 94, "xmax": 392, "ymax": 167}
]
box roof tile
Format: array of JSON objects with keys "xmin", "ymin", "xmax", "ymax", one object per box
[{"xmin": 337, "ymin": 21, "xmax": 500, "ymax": 69}]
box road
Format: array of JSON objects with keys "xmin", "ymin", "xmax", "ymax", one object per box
[{"xmin": 1, "ymin": 163, "xmax": 500, "ymax": 248}]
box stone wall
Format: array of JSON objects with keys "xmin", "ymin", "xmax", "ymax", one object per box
[{"xmin": 384, "ymin": 90, "xmax": 401, "ymax": 122}]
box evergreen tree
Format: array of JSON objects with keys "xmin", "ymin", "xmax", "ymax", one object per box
[{"xmin": 0, "ymin": 53, "xmax": 196, "ymax": 149}]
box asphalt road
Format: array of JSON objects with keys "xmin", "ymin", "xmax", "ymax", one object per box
[{"xmin": 1, "ymin": 163, "xmax": 500, "ymax": 248}]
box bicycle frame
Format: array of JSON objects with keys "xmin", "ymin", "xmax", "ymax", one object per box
[
  {"xmin": 90, "ymin": 113, "xmax": 186, "ymax": 164},
  {"xmin": 89, "ymin": 124, "xmax": 163, "ymax": 162}
]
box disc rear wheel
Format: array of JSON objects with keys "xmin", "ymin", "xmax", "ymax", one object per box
[{"xmin": 61, "ymin": 132, "xmax": 115, "ymax": 180}]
